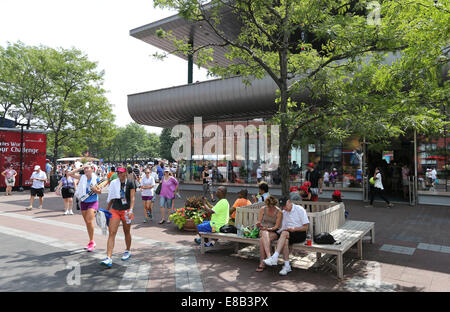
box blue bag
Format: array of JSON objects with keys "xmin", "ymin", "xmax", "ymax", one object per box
[{"xmin": 197, "ymin": 221, "xmax": 213, "ymax": 233}]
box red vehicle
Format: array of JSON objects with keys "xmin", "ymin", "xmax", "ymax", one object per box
[{"xmin": 0, "ymin": 128, "xmax": 47, "ymax": 189}]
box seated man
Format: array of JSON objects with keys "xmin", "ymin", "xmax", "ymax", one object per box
[
  {"xmin": 194, "ymin": 186, "xmax": 230, "ymax": 247},
  {"xmin": 263, "ymin": 197, "xmax": 309, "ymax": 276}
]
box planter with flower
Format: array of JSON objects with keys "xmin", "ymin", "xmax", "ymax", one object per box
[{"xmin": 169, "ymin": 196, "xmax": 211, "ymax": 231}]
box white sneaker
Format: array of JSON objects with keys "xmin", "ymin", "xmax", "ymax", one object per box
[
  {"xmin": 279, "ymin": 265, "xmax": 292, "ymax": 276},
  {"xmin": 263, "ymin": 257, "xmax": 278, "ymax": 266},
  {"xmin": 64, "ymin": 211, "xmax": 68, "ymax": 215},
  {"xmin": 26, "ymin": 206, "xmax": 32, "ymax": 211},
  {"xmin": 121, "ymin": 251, "xmax": 131, "ymax": 261},
  {"xmin": 69, "ymin": 210, "xmax": 74, "ymax": 215}
]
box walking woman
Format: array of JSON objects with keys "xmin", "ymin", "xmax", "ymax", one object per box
[
  {"xmin": 367, "ymin": 167, "xmax": 393, "ymax": 208},
  {"xmin": 255, "ymin": 195, "xmax": 283, "ymax": 272},
  {"xmin": 140, "ymin": 168, "xmax": 155, "ymax": 222},
  {"xmin": 69, "ymin": 163, "xmax": 102, "ymax": 252},
  {"xmin": 2, "ymin": 164, "xmax": 17, "ymax": 196},
  {"xmin": 57, "ymin": 169, "xmax": 76, "ymax": 215},
  {"xmin": 159, "ymin": 168, "xmax": 179, "ymax": 224}
]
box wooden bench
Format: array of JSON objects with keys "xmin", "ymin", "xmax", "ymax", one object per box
[{"xmin": 199, "ymin": 201, "xmax": 375, "ymax": 279}]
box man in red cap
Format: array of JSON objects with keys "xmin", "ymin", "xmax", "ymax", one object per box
[{"xmin": 305, "ymin": 162, "xmax": 323, "ymax": 201}]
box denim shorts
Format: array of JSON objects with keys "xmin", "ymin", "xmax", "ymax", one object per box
[{"xmin": 160, "ymin": 196, "xmax": 173, "ymax": 208}]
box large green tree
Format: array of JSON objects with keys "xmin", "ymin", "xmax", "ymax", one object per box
[
  {"xmin": 0, "ymin": 42, "xmax": 117, "ymax": 169},
  {"xmin": 154, "ymin": 0, "xmax": 449, "ymax": 195}
]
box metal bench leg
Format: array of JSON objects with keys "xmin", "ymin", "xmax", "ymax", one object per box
[
  {"xmin": 337, "ymin": 253, "xmax": 344, "ymax": 279},
  {"xmin": 200, "ymin": 236, "xmax": 205, "ymax": 254},
  {"xmin": 316, "ymin": 252, "xmax": 322, "ymax": 261},
  {"xmin": 371, "ymin": 227, "xmax": 375, "ymax": 244}
]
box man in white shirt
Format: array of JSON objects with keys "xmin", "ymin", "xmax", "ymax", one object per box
[
  {"xmin": 431, "ymin": 168, "xmax": 437, "ymax": 188},
  {"xmin": 256, "ymin": 166, "xmax": 263, "ymax": 183},
  {"xmin": 28, "ymin": 165, "xmax": 47, "ymax": 210},
  {"xmin": 263, "ymin": 197, "xmax": 309, "ymax": 276}
]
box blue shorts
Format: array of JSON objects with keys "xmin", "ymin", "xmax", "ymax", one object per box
[
  {"xmin": 197, "ymin": 221, "xmax": 213, "ymax": 233},
  {"xmin": 160, "ymin": 196, "xmax": 173, "ymax": 208}
]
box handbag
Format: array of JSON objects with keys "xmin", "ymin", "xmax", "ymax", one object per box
[
  {"xmin": 155, "ymin": 183, "xmax": 162, "ymax": 195},
  {"xmin": 219, "ymin": 224, "xmax": 237, "ymax": 234},
  {"xmin": 314, "ymin": 232, "xmax": 339, "ymax": 244}
]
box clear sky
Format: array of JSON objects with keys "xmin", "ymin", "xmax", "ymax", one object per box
[{"xmin": 0, "ymin": 0, "xmax": 210, "ymax": 134}]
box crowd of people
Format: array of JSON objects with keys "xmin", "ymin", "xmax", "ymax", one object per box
[{"xmin": 2, "ymin": 159, "xmax": 393, "ymax": 275}]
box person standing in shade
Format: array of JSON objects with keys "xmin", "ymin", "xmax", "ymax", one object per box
[
  {"xmin": 305, "ymin": 163, "xmax": 323, "ymax": 201},
  {"xmin": 256, "ymin": 165, "xmax": 263, "ymax": 183},
  {"xmin": 101, "ymin": 167, "xmax": 136, "ymax": 268},
  {"xmin": 366, "ymin": 167, "xmax": 393, "ymax": 208},
  {"xmin": 158, "ymin": 168, "xmax": 179, "ymax": 224},
  {"xmin": 28, "ymin": 165, "xmax": 47, "ymax": 210},
  {"xmin": 2, "ymin": 164, "xmax": 17, "ymax": 196}
]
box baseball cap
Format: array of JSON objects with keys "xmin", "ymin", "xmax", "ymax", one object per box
[
  {"xmin": 116, "ymin": 167, "xmax": 127, "ymax": 173},
  {"xmin": 278, "ymin": 196, "xmax": 289, "ymax": 208},
  {"xmin": 164, "ymin": 168, "xmax": 170, "ymax": 172},
  {"xmin": 34, "ymin": 165, "xmax": 40, "ymax": 170},
  {"xmin": 307, "ymin": 162, "xmax": 315, "ymax": 168},
  {"xmin": 289, "ymin": 186, "xmax": 298, "ymax": 192}
]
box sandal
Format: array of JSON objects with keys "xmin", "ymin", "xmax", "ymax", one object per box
[
  {"xmin": 159, "ymin": 220, "xmax": 165, "ymax": 224},
  {"xmin": 256, "ymin": 265, "xmax": 265, "ymax": 272}
]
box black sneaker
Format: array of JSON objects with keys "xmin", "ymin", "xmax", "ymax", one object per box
[{"xmin": 194, "ymin": 238, "xmax": 201, "ymax": 245}]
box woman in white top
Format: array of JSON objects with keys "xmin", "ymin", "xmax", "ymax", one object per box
[
  {"xmin": 368, "ymin": 167, "xmax": 393, "ymax": 208},
  {"xmin": 140, "ymin": 168, "xmax": 155, "ymax": 222}
]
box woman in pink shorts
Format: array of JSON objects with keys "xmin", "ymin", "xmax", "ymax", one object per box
[{"xmin": 69, "ymin": 163, "xmax": 102, "ymax": 252}]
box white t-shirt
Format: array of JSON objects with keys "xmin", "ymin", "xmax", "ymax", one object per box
[
  {"xmin": 278, "ymin": 204, "xmax": 309, "ymax": 233},
  {"xmin": 257, "ymin": 168, "xmax": 262, "ymax": 179},
  {"xmin": 431, "ymin": 169, "xmax": 437, "ymax": 180},
  {"xmin": 30, "ymin": 171, "xmax": 47, "ymax": 189},
  {"xmin": 323, "ymin": 172, "xmax": 329, "ymax": 182},
  {"xmin": 140, "ymin": 175, "xmax": 156, "ymax": 197},
  {"xmin": 374, "ymin": 173, "xmax": 384, "ymax": 190}
]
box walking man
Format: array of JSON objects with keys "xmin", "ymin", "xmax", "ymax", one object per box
[
  {"xmin": 28, "ymin": 165, "xmax": 47, "ymax": 210},
  {"xmin": 101, "ymin": 167, "xmax": 136, "ymax": 268}
]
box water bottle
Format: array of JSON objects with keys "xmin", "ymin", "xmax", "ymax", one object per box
[
  {"xmin": 125, "ymin": 210, "xmax": 132, "ymax": 224},
  {"xmin": 237, "ymin": 224, "xmax": 242, "ymax": 237}
]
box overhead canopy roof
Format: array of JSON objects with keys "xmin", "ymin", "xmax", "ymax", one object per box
[
  {"xmin": 128, "ymin": 75, "xmax": 310, "ymax": 128},
  {"xmin": 129, "ymin": 7, "xmax": 241, "ymax": 69}
]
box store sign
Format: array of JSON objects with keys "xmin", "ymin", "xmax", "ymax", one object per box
[{"xmin": 0, "ymin": 130, "xmax": 47, "ymax": 187}]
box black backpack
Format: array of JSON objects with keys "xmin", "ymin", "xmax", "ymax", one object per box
[
  {"xmin": 219, "ymin": 225, "xmax": 237, "ymax": 234},
  {"xmin": 314, "ymin": 232, "xmax": 338, "ymax": 244}
]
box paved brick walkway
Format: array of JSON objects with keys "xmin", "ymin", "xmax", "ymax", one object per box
[{"xmin": 0, "ymin": 188, "xmax": 448, "ymax": 292}]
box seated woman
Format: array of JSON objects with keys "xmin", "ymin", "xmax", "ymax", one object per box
[
  {"xmin": 229, "ymin": 189, "xmax": 252, "ymax": 225},
  {"xmin": 255, "ymin": 195, "xmax": 283, "ymax": 272}
]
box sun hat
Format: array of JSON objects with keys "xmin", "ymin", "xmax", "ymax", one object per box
[{"xmin": 34, "ymin": 165, "xmax": 40, "ymax": 171}]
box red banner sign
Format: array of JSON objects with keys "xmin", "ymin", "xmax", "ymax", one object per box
[{"xmin": 0, "ymin": 130, "xmax": 47, "ymax": 188}]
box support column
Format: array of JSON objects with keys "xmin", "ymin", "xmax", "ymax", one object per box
[{"xmin": 188, "ymin": 38, "xmax": 193, "ymax": 84}]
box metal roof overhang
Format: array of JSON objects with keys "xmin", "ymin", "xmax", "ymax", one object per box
[
  {"xmin": 130, "ymin": 8, "xmax": 241, "ymax": 69},
  {"xmin": 128, "ymin": 75, "xmax": 309, "ymax": 128}
]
